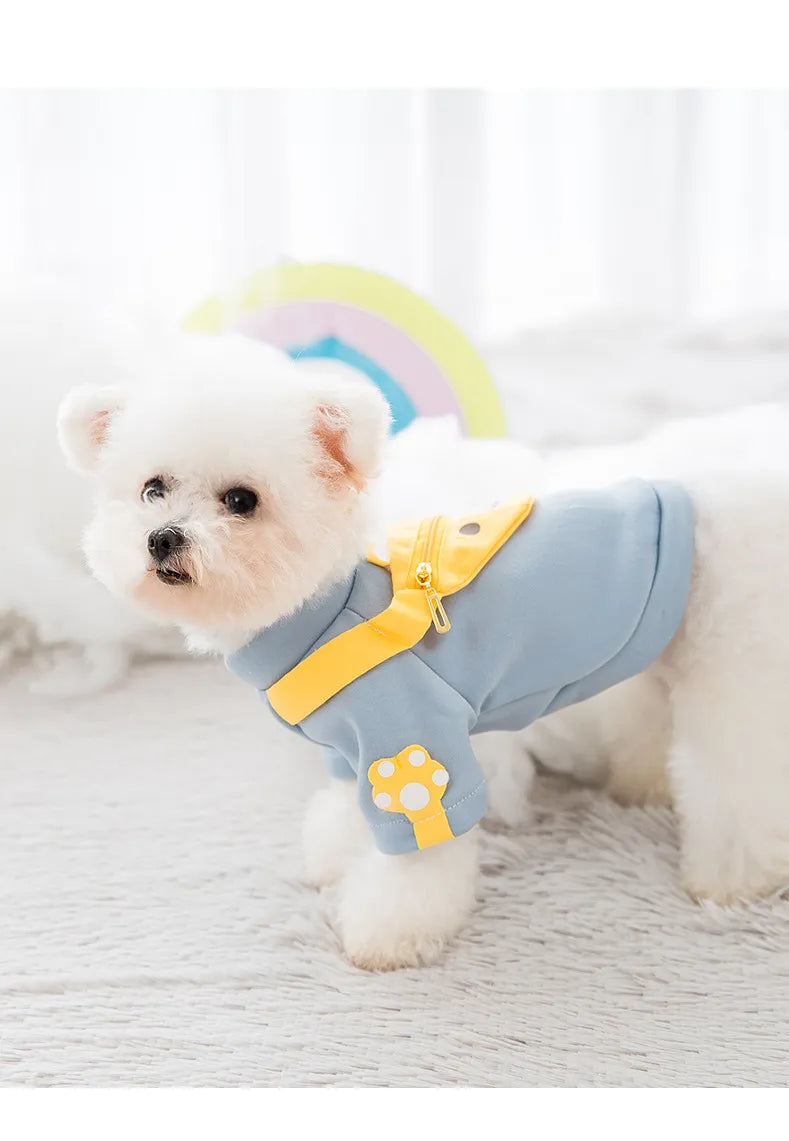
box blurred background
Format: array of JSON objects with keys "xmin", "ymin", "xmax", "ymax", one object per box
[
  {"xmin": 5, "ymin": 86, "xmax": 789, "ymax": 671},
  {"xmin": 5, "ymin": 88, "xmax": 789, "ymax": 338}
]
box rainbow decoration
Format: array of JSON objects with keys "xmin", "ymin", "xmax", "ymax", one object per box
[{"xmin": 183, "ymin": 263, "xmax": 506, "ymax": 437}]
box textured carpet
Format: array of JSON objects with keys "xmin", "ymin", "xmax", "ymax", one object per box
[{"xmin": 3, "ymin": 656, "xmax": 789, "ymax": 1087}]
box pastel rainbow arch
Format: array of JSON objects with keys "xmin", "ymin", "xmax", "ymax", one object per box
[{"xmin": 183, "ymin": 264, "xmax": 506, "ymax": 437}]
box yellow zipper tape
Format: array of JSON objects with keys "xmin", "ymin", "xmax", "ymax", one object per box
[{"xmin": 267, "ymin": 497, "xmax": 535, "ymax": 724}]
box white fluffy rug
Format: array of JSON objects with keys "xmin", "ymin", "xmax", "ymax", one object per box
[{"xmin": 3, "ymin": 655, "xmax": 789, "ymax": 1087}]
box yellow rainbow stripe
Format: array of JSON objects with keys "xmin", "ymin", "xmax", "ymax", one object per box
[{"xmin": 183, "ymin": 263, "xmax": 506, "ymax": 438}]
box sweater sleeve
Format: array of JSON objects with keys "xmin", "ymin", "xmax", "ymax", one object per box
[
  {"xmin": 298, "ymin": 650, "xmax": 487, "ymax": 854},
  {"xmin": 321, "ymin": 746, "xmax": 356, "ymax": 780}
]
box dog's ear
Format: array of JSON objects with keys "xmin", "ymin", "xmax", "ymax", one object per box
[
  {"xmin": 311, "ymin": 380, "xmax": 391, "ymax": 494},
  {"xmin": 57, "ymin": 385, "xmax": 128, "ymax": 474}
]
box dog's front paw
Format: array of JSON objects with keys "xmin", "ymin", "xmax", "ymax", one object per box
[
  {"xmin": 301, "ymin": 780, "xmax": 370, "ymax": 888},
  {"xmin": 29, "ymin": 642, "xmax": 130, "ymax": 697},
  {"xmin": 337, "ymin": 831, "xmax": 478, "ymax": 970}
]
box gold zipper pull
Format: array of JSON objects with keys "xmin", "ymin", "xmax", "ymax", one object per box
[{"xmin": 415, "ymin": 561, "xmax": 451, "ymax": 633}]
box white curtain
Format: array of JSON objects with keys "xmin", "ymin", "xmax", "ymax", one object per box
[{"xmin": 3, "ymin": 89, "xmax": 789, "ymax": 339}]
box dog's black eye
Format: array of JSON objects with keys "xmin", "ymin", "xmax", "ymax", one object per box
[
  {"xmin": 223, "ymin": 487, "xmax": 258, "ymax": 516},
  {"xmin": 141, "ymin": 477, "xmax": 167, "ymax": 503}
]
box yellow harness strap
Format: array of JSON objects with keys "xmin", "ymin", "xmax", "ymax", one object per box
[
  {"xmin": 265, "ymin": 589, "xmax": 432, "ymax": 726},
  {"xmin": 265, "ymin": 496, "xmax": 535, "ymax": 725}
]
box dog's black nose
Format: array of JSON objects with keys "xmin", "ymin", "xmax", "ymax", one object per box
[{"xmin": 147, "ymin": 526, "xmax": 185, "ymax": 564}]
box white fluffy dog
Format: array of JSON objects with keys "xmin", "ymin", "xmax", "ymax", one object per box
[
  {"xmin": 0, "ymin": 280, "xmax": 184, "ymax": 692},
  {"xmin": 57, "ymin": 335, "xmax": 789, "ymax": 969}
]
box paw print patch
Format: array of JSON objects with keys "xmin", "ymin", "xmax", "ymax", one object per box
[{"xmin": 368, "ymin": 745, "xmax": 454, "ymax": 849}]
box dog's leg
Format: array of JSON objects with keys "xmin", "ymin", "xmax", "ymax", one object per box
[
  {"xmin": 663, "ymin": 475, "xmax": 789, "ymax": 903},
  {"xmin": 591, "ymin": 675, "xmax": 672, "ymax": 806},
  {"xmin": 668, "ymin": 671, "xmax": 789, "ymax": 903},
  {"xmin": 337, "ymin": 829, "xmax": 479, "ymax": 970},
  {"xmin": 302, "ymin": 778, "xmax": 370, "ymax": 888},
  {"xmin": 514, "ymin": 675, "xmax": 671, "ymax": 806},
  {"xmin": 29, "ymin": 640, "xmax": 131, "ymax": 697},
  {"xmin": 472, "ymin": 730, "xmax": 536, "ymax": 828}
]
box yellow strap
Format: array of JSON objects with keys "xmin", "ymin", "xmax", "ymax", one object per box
[
  {"xmin": 369, "ymin": 496, "xmax": 535, "ymax": 594},
  {"xmin": 413, "ymin": 812, "xmax": 454, "ymax": 849},
  {"xmin": 267, "ymin": 497, "xmax": 536, "ymax": 724},
  {"xmin": 266, "ymin": 588, "xmax": 433, "ymax": 725}
]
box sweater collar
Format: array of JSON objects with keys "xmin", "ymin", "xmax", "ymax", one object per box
[{"xmin": 225, "ymin": 572, "xmax": 355, "ymax": 692}]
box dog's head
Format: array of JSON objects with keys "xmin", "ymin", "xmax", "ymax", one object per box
[{"xmin": 57, "ymin": 337, "xmax": 390, "ymax": 639}]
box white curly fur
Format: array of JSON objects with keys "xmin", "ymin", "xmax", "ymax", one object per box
[{"xmin": 57, "ymin": 333, "xmax": 789, "ymax": 968}]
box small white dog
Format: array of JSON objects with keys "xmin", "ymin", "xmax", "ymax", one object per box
[
  {"xmin": 57, "ymin": 336, "xmax": 789, "ymax": 969},
  {"xmin": 0, "ymin": 279, "xmax": 184, "ymax": 692}
]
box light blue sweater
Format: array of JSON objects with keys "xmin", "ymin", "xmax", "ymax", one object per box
[{"xmin": 227, "ymin": 479, "xmax": 695, "ymax": 853}]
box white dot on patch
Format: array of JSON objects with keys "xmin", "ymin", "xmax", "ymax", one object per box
[
  {"xmin": 374, "ymin": 792, "xmax": 392, "ymax": 809},
  {"xmin": 408, "ymin": 749, "xmax": 426, "ymax": 766},
  {"xmin": 432, "ymin": 769, "xmax": 449, "ymax": 787},
  {"xmin": 399, "ymin": 782, "xmax": 430, "ymax": 811},
  {"xmin": 377, "ymin": 761, "xmax": 395, "ymax": 777}
]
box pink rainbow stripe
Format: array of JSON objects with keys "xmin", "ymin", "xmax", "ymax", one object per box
[{"xmin": 234, "ymin": 300, "xmax": 465, "ymax": 426}]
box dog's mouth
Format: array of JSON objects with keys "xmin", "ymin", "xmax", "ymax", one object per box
[{"xmin": 155, "ymin": 567, "xmax": 192, "ymax": 586}]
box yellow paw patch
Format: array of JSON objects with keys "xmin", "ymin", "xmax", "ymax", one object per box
[{"xmin": 368, "ymin": 745, "xmax": 454, "ymax": 849}]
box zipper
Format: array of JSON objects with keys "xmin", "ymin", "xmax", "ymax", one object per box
[{"xmin": 412, "ymin": 515, "xmax": 451, "ymax": 634}]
